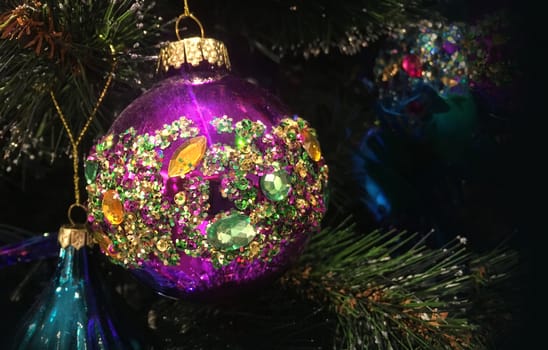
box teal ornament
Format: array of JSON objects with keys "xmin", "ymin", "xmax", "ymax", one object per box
[
  {"xmin": 424, "ymin": 91, "xmax": 478, "ymax": 164},
  {"xmin": 14, "ymin": 244, "xmax": 136, "ymax": 349}
]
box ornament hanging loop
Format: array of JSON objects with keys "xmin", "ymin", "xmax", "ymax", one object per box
[
  {"xmin": 176, "ymin": 0, "xmax": 205, "ymax": 40},
  {"xmin": 67, "ymin": 203, "xmax": 88, "ymax": 226},
  {"xmin": 175, "ymin": 12, "xmax": 205, "ymax": 40},
  {"xmin": 51, "ymin": 43, "xmax": 116, "ymax": 249}
]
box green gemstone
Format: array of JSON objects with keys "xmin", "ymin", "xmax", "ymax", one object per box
[
  {"xmin": 285, "ymin": 205, "xmax": 297, "ymax": 218},
  {"xmin": 253, "ymin": 123, "xmax": 265, "ymax": 137},
  {"xmin": 260, "ymin": 170, "xmax": 291, "ymax": 201},
  {"xmin": 238, "ymin": 119, "xmax": 253, "ymax": 132},
  {"xmin": 207, "ymin": 214, "xmax": 257, "ymax": 251},
  {"xmin": 85, "ymin": 161, "xmax": 99, "ymax": 184}
]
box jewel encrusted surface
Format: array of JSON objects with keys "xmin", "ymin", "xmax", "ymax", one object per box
[{"xmin": 86, "ymin": 116, "xmax": 328, "ymax": 269}]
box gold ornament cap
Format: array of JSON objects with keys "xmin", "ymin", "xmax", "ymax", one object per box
[
  {"xmin": 58, "ymin": 224, "xmax": 93, "ymax": 250},
  {"xmin": 158, "ymin": 37, "xmax": 231, "ymax": 73},
  {"xmin": 57, "ymin": 203, "xmax": 94, "ymax": 250}
]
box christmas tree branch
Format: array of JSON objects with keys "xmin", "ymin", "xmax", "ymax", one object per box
[
  {"xmin": 0, "ymin": 0, "xmax": 164, "ymax": 175},
  {"xmin": 201, "ymin": 0, "xmax": 439, "ymax": 59},
  {"xmin": 282, "ymin": 219, "xmax": 518, "ymax": 349}
]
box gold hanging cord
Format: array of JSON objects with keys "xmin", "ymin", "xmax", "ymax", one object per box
[
  {"xmin": 50, "ymin": 44, "xmax": 117, "ymax": 224},
  {"xmin": 175, "ymin": 0, "xmax": 205, "ymax": 40}
]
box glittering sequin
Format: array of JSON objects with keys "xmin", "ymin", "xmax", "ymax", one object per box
[{"xmin": 87, "ymin": 115, "xmax": 328, "ymax": 269}]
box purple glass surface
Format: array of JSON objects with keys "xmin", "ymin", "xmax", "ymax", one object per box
[
  {"xmin": 110, "ymin": 74, "xmax": 291, "ymax": 175},
  {"xmin": 134, "ymin": 234, "xmax": 308, "ymax": 300}
]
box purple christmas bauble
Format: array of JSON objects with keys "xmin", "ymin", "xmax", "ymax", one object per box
[{"xmin": 85, "ymin": 49, "xmax": 328, "ymax": 299}]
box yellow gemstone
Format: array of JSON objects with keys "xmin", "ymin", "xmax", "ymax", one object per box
[
  {"xmin": 93, "ymin": 231, "xmax": 119, "ymax": 258},
  {"xmin": 102, "ymin": 189, "xmax": 125, "ymax": 225},
  {"xmin": 168, "ymin": 136, "xmax": 207, "ymax": 177},
  {"xmin": 301, "ymin": 128, "xmax": 322, "ymax": 162},
  {"xmin": 441, "ymin": 76, "xmax": 459, "ymax": 88},
  {"xmin": 103, "ymin": 134, "xmax": 114, "ymax": 150}
]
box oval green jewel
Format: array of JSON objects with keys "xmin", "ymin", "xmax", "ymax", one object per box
[
  {"xmin": 260, "ymin": 170, "xmax": 291, "ymax": 201},
  {"xmin": 207, "ymin": 214, "xmax": 257, "ymax": 251}
]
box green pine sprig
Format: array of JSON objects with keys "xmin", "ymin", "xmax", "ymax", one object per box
[
  {"xmin": 0, "ymin": 0, "xmax": 165, "ymax": 176},
  {"xmin": 282, "ymin": 219, "xmax": 518, "ymax": 349},
  {"xmin": 196, "ymin": 0, "xmax": 440, "ymax": 60}
]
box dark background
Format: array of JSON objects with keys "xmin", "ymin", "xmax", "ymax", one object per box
[{"xmin": 0, "ymin": 0, "xmax": 541, "ymax": 348}]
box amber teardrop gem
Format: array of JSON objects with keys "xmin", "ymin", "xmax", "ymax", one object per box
[
  {"xmin": 102, "ymin": 189, "xmax": 125, "ymax": 225},
  {"xmin": 93, "ymin": 231, "xmax": 119, "ymax": 258},
  {"xmin": 301, "ymin": 128, "xmax": 321, "ymax": 162},
  {"xmin": 168, "ymin": 136, "xmax": 207, "ymax": 177}
]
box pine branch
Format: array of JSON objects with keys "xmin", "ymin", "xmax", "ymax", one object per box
[
  {"xmin": 0, "ymin": 0, "xmax": 164, "ymax": 176},
  {"xmin": 146, "ymin": 289, "xmax": 334, "ymax": 350},
  {"xmin": 198, "ymin": 0, "xmax": 441, "ymax": 59},
  {"xmin": 282, "ymin": 219, "xmax": 518, "ymax": 349}
]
